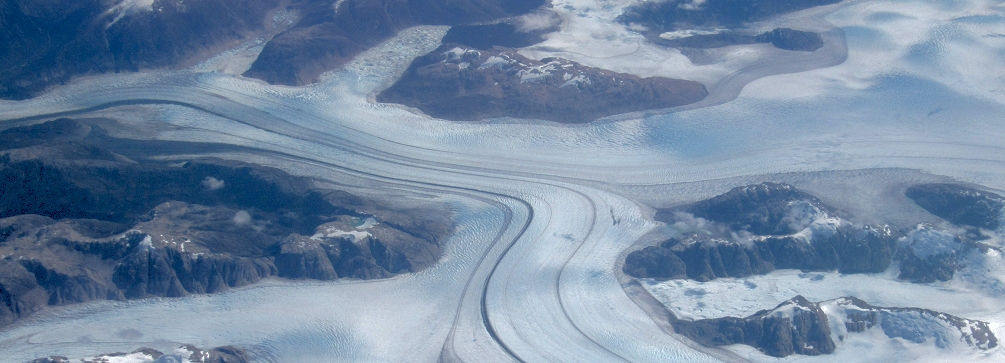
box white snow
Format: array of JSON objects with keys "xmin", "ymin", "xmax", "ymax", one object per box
[
  {"xmin": 560, "ymin": 74, "xmax": 592, "ymax": 88},
  {"xmin": 658, "ymin": 29, "xmax": 726, "ymax": 41},
  {"xmin": 902, "ymin": 224, "xmax": 959, "ymax": 258},
  {"xmin": 3, "ymin": 0, "xmax": 1005, "ymax": 362},
  {"xmin": 354, "ymin": 217, "xmax": 378, "ymax": 230},
  {"xmin": 138, "ymin": 235, "xmax": 154, "ymax": 250},
  {"xmin": 85, "ymin": 351, "xmax": 158, "ymax": 363},
  {"xmin": 517, "ymin": 63, "xmax": 558, "ymax": 83},
  {"xmin": 201, "ymin": 177, "xmax": 225, "ymax": 190},
  {"xmin": 105, "ymin": 0, "xmax": 155, "ymax": 28},
  {"xmin": 479, "ymin": 56, "xmax": 513, "ymax": 69},
  {"xmin": 443, "ymin": 47, "xmax": 480, "ymax": 69}
]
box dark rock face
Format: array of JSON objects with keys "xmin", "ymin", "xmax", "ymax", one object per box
[
  {"xmin": 617, "ymin": 0, "xmax": 837, "ymax": 52},
  {"xmin": 0, "ymin": 261, "xmax": 50, "ymax": 326},
  {"xmin": 29, "ymin": 357, "xmax": 69, "ymax": 363},
  {"xmin": 756, "ymin": 28, "xmax": 824, "ymax": 51},
  {"xmin": 896, "ymin": 250, "xmax": 958, "ymax": 283},
  {"xmin": 618, "ymin": 0, "xmax": 841, "ymax": 30},
  {"xmin": 626, "ymin": 182, "xmax": 1005, "ymax": 357},
  {"xmin": 673, "ymin": 296, "xmax": 834, "ymax": 357},
  {"xmin": 3, "ymin": 0, "xmax": 551, "ymax": 98},
  {"xmin": 244, "ymin": 0, "xmax": 547, "ymax": 86},
  {"xmin": 203, "ymin": 345, "xmax": 252, "ymax": 363},
  {"xmin": 657, "ymin": 28, "xmax": 823, "ymax": 52},
  {"xmin": 111, "ymin": 237, "xmax": 278, "ymax": 299},
  {"xmin": 630, "ymin": 181, "xmax": 1005, "ymax": 284},
  {"xmin": 835, "ymin": 297, "xmax": 997, "ymax": 350},
  {"xmin": 893, "ymin": 222, "xmax": 998, "ymax": 283},
  {"xmin": 906, "ymin": 183, "xmax": 1004, "ymax": 230},
  {"xmin": 20, "ymin": 259, "xmax": 122, "ymax": 305},
  {"xmin": 670, "ymin": 295, "xmax": 997, "ymax": 357},
  {"xmin": 0, "ymin": 118, "xmax": 450, "ymax": 328},
  {"xmin": 441, "ymin": 14, "xmax": 558, "ymax": 50},
  {"xmin": 377, "ymin": 45, "xmax": 707, "ymax": 122},
  {"xmin": 670, "ymin": 182, "xmax": 821, "ymax": 236},
  {"xmin": 0, "ymin": 119, "xmax": 349, "ymax": 232},
  {"xmin": 273, "ymin": 234, "xmax": 340, "ymax": 280},
  {"xmin": 627, "ymin": 227, "xmax": 896, "ymax": 282},
  {"xmin": 622, "ymin": 245, "xmax": 688, "ymax": 279},
  {"xmin": 627, "ymin": 183, "xmax": 899, "ymax": 281},
  {"xmin": 271, "ymin": 230, "xmax": 414, "ymax": 280},
  {"xmin": 31, "ymin": 344, "xmax": 252, "ymax": 363},
  {"xmin": 0, "ymin": 0, "xmax": 280, "ymax": 99}
]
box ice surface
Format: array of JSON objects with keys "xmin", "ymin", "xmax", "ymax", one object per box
[{"xmin": 3, "ymin": 0, "xmax": 1005, "ymax": 362}]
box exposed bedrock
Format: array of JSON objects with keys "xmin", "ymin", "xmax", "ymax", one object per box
[
  {"xmin": 440, "ymin": 12, "xmax": 560, "ymax": 50},
  {"xmin": 671, "ymin": 295, "xmax": 997, "ymax": 357},
  {"xmin": 624, "ymin": 227, "xmax": 895, "ymax": 282},
  {"xmin": 626, "ymin": 182, "xmax": 1004, "ymax": 284},
  {"xmin": 906, "ymin": 183, "xmax": 1005, "ymax": 230},
  {"xmin": 656, "ymin": 28, "xmax": 824, "ymax": 52},
  {"xmin": 243, "ymin": 0, "xmax": 548, "ymax": 86},
  {"xmin": 673, "ymin": 295, "xmax": 834, "ymax": 357},
  {"xmin": 1, "ymin": 0, "xmax": 552, "ymax": 98},
  {"xmin": 618, "ymin": 0, "xmax": 841, "ymax": 29},
  {"xmin": 377, "ymin": 44, "xmax": 707, "ymax": 122},
  {"xmin": 30, "ymin": 344, "xmax": 251, "ymax": 363},
  {"xmin": 0, "ymin": 0, "xmax": 281, "ymax": 99},
  {"xmin": 617, "ymin": 0, "xmax": 838, "ymax": 52},
  {"xmin": 626, "ymin": 182, "xmax": 1005, "ymax": 357},
  {"xmin": 0, "ymin": 118, "xmax": 450, "ymax": 328}
]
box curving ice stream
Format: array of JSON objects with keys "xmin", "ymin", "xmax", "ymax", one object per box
[{"xmin": 3, "ymin": 0, "xmax": 1005, "ymax": 362}]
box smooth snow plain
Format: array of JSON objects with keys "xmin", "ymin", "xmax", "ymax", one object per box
[{"xmin": 3, "ymin": 0, "xmax": 1005, "ymax": 362}]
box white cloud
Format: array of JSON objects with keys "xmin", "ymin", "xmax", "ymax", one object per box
[
  {"xmin": 202, "ymin": 176, "xmax": 225, "ymax": 190},
  {"xmin": 517, "ymin": 11, "xmax": 561, "ymax": 32},
  {"xmin": 678, "ymin": 0, "xmax": 707, "ymax": 11},
  {"xmin": 233, "ymin": 210, "xmax": 252, "ymax": 226}
]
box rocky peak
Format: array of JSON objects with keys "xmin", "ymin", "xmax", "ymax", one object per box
[
  {"xmin": 670, "ymin": 294, "xmax": 996, "ymax": 358},
  {"xmin": 378, "ymin": 44, "xmax": 707, "ymax": 122}
]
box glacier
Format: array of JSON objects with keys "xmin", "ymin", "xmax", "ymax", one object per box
[{"xmin": 3, "ymin": 0, "xmax": 1005, "ymax": 362}]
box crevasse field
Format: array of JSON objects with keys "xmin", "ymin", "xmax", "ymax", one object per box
[{"xmin": 2, "ymin": 0, "xmax": 1005, "ymax": 362}]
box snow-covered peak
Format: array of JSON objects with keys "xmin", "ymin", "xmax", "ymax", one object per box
[
  {"xmin": 105, "ymin": 0, "xmax": 155, "ymax": 27},
  {"xmin": 900, "ymin": 223, "xmax": 960, "ymax": 259},
  {"xmin": 821, "ymin": 297, "xmax": 997, "ymax": 351},
  {"xmin": 442, "ymin": 47, "xmax": 481, "ymax": 69},
  {"xmin": 80, "ymin": 345, "xmax": 210, "ymax": 363},
  {"xmin": 784, "ymin": 200, "xmax": 844, "ymax": 243},
  {"xmin": 765, "ymin": 295, "xmax": 818, "ymax": 320},
  {"xmin": 658, "ymin": 28, "xmax": 725, "ymax": 40},
  {"xmin": 439, "ymin": 46, "xmax": 599, "ymax": 86}
]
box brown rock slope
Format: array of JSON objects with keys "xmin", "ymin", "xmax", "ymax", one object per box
[
  {"xmin": 377, "ymin": 44, "xmax": 708, "ymax": 123},
  {"xmin": 0, "ymin": 118, "xmax": 451, "ymax": 328}
]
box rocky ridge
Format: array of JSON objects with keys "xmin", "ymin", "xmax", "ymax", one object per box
[
  {"xmin": 627, "ymin": 183, "xmax": 898, "ymax": 281},
  {"xmin": 906, "ymin": 183, "xmax": 1005, "ymax": 231},
  {"xmin": 0, "ymin": 0, "xmax": 281, "ymax": 99},
  {"xmin": 0, "ymin": 118, "xmax": 449, "ymax": 328},
  {"xmin": 672, "ymin": 295, "xmax": 997, "ymax": 357},
  {"xmin": 30, "ymin": 344, "xmax": 250, "ymax": 363},
  {"xmin": 440, "ymin": 19, "xmax": 557, "ymax": 50},
  {"xmin": 377, "ymin": 44, "xmax": 707, "ymax": 122},
  {"xmin": 626, "ymin": 182, "xmax": 1005, "ymax": 357},
  {"xmin": 243, "ymin": 0, "xmax": 548, "ymax": 86},
  {"xmin": 626, "ymin": 182, "xmax": 1005, "ymax": 284},
  {"xmin": 656, "ymin": 27, "xmax": 824, "ymax": 52},
  {"xmin": 617, "ymin": 0, "xmax": 839, "ymax": 52},
  {"xmin": 1, "ymin": 0, "xmax": 551, "ymax": 99}
]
